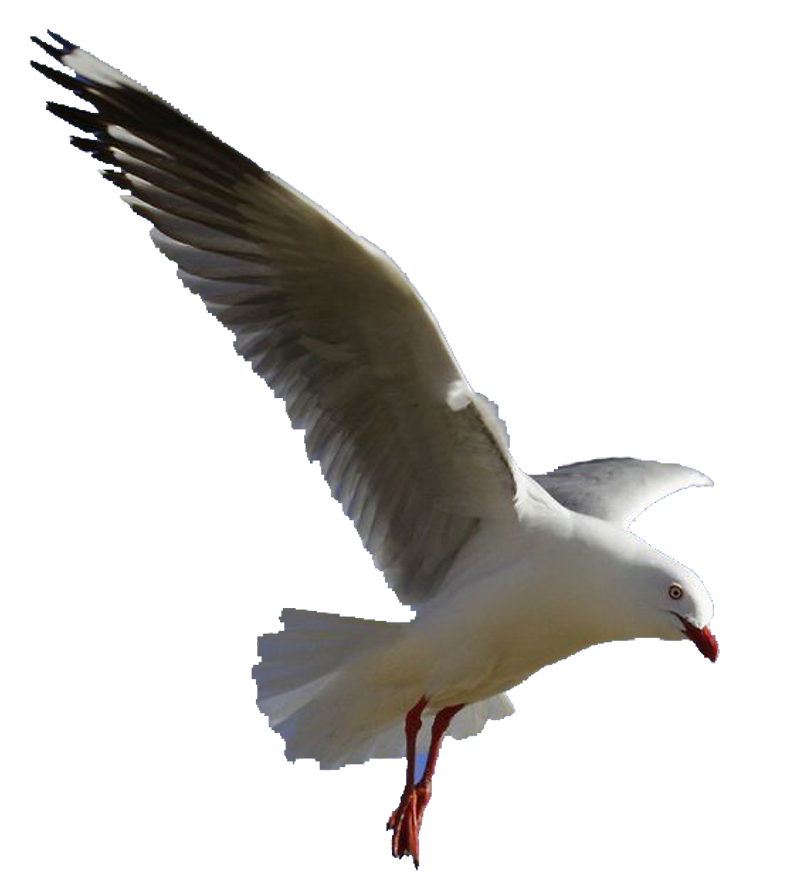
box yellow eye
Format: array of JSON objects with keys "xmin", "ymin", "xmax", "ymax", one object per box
[{"xmin": 668, "ymin": 583, "xmax": 684, "ymax": 600}]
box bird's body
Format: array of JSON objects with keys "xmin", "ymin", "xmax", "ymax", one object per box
[
  {"xmin": 260, "ymin": 497, "xmax": 711, "ymax": 771},
  {"xmin": 31, "ymin": 30, "xmax": 718, "ymax": 866}
]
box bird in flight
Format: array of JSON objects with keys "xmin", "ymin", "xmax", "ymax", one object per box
[{"xmin": 32, "ymin": 31, "xmax": 718, "ymax": 868}]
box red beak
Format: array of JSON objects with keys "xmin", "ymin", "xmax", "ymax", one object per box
[{"xmin": 673, "ymin": 613, "xmax": 719, "ymax": 662}]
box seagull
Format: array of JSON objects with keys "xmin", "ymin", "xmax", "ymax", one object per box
[{"xmin": 32, "ymin": 31, "xmax": 718, "ymax": 867}]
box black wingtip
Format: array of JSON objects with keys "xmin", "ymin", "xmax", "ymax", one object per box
[
  {"xmin": 70, "ymin": 135, "xmax": 115, "ymax": 163},
  {"xmin": 30, "ymin": 59, "xmax": 85, "ymax": 95},
  {"xmin": 69, "ymin": 136, "xmax": 103, "ymax": 152},
  {"xmin": 31, "ymin": 31, "xmax": 77, "ymax": 64},
  {"xmin": 100, "ymin": 168, "xmax": 130, "ymax": 190},
  {"xmin": 46, "ymin": 101, "xmax": 99, "ymax": 133},
  {"xmin": 47, "ymin": 30, "xmax": 76, "ymax": 50},
  {"xmin": 31, "ymin": 35, "xmax": 63, "ymax": 62}
]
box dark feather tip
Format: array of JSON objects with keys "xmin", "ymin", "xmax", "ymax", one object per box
[
  {"xmin": 70, "ymin": 135, "xmax": 97, "ymax": 151},
  {"xmin": 30, "ymin": 60, "xmax": 85, "ymax": 95},
  {"xmin": 101, "ymin": 169, "xmax": 129, "ymax": 190},
  {"xmin": 46, "ymin": 101, "xmax": 100, "ymax": 133},
  {"xmin": 31, "ymin": 35, "xmax": 63, "ymax": 62},
  {"xmin": 70, "ymin": 136, "xmax": 115, "ymax": 163},
  {"xmin": 47, "ymin": 31, "xmax": 77, "ymax": 51}
]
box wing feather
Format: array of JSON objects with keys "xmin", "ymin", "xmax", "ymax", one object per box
[
  {"xmin": 533, "ymin": 457, "xmax": 712, "ymax": 527},
  {"xmin": 32, "ymin": 33, "xmax": 546, "ymax": 604}
]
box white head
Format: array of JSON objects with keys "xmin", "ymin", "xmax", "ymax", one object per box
[{"xmin": 566, "ymin": 516, "xmax": 719, "ymax": 662}]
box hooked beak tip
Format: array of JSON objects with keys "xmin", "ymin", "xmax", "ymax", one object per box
[
  {"xmin": 673, "ymin": 613, "xmax": 719, "ymax": 662},
  {"xmin": 699, "ymin": 626, "xmax": 719, "ymax": 662}
]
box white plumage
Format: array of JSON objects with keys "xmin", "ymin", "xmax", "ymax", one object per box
[
  {"xmin": 32, "ymin": 32, "xmax": 718, "ymax": 865},
  {"xmin": 255, "ymin": 609, "xmax": 515, "ymax": 768}
]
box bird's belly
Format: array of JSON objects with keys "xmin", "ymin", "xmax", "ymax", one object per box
[
  {"xmin": 424, "ymin": 631, "xmax": 579, "ymax": 709},
  {"xmin": 410, "ymin": 559, "xmax": 591, "ymax": 709},
  {"xmin": 429, "ymin": 648, "xmax": 577, "ymax": 708}
]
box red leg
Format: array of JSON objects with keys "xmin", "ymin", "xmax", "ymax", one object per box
[
  {"xmin": 413, "ymin": 703, "xmax": 463, "ymax": 819},
  {"xmin": 387, "ymin": 699, "xmax": 464, "ymax": 867},
  {"xmin": 386, "ymin": 696, "xmax": 428, "ymax": 857},
  {"xmin": 403, "ymin": 697, "xmax": 426, "ymax": 792}
]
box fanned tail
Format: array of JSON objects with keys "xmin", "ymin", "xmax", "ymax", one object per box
[
  {"xmin": 253, "ymin": 609, "xmax": 514, "ymax": 769},
  {"xmin": 254, "ymin": 608, "xmax": 405, "ymax": 725}
]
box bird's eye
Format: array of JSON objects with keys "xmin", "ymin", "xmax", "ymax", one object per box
[{"xmin": 668, "ymin": 583, "xmax": 684, "ymax": 600}]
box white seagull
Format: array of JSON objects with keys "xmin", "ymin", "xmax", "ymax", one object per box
[{"xmin": 32, "ymin": 31, "xmax": 718, "ymax": 867}]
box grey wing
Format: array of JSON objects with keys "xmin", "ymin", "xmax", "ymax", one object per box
[
  {"xmin": 533, "ymin": 458, "xmax": 712, "ymax": 527},
  {"xmin": 32, "ymin": 34, "xmax": 555, "ymax": 605}
]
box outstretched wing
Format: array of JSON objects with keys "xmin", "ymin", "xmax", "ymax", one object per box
[
  {"xmin": 533, "ymin": 458, "xmax": 712, "ymax": 527},
  {"xmin": 32, "ymin": 32, "xmax": 546, "ymax": 605}
]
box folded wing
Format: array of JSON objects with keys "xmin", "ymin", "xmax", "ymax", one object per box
[{"xmin": 32, "ymin": 32, "xmax": 541, "ymax": 604}]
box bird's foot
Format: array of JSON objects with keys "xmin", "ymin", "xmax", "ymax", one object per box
[{"xmin": 387, "ymin": 780, "xmax": 432, "ymax": 867}]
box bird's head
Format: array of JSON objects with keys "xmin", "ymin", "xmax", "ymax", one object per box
[
  {"xmin": 621, "ymin": 541, "xmax": 719, "ymax": 662},
  {"xmin": 564, "ymin": 516, "xmax": 718, "ymax": 662},
  {"xmin": 653, "ymin": 565, "xmax": 718, "ymax": 661}
]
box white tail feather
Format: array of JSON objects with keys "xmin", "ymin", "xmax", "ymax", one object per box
[{"xmin": 253, "ymin": 609, "xmax": 514, "ymax": 769}]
